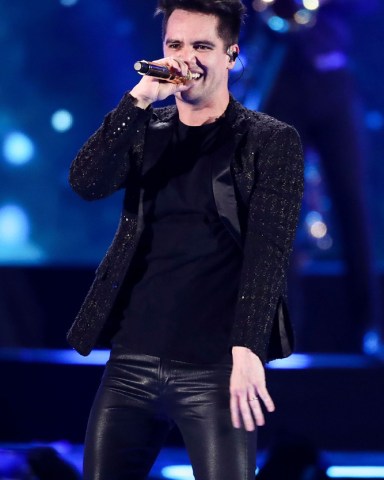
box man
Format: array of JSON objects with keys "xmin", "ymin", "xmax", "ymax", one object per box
[{"xmin": 67, "ymin": 1, "xmax": 304, "ymax": 478}]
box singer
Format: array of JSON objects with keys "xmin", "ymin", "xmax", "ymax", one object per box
[{"xmin": 67, "ymin": 1, "xmax": 304, "ymax": 479}]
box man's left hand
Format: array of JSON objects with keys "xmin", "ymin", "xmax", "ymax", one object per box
[{"xmin": 230, "ymin": 346, "xmax": 275, "ymax": 431}]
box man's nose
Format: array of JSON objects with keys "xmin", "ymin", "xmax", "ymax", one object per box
[{"xmin": 177, "ymin": 47, "xmax": 196, "ymax": 65}]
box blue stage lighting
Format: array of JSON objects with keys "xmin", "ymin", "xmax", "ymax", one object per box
[
  {"xmin": 51, "ymin": 109, "xmax": 73, "ymax": 132},
  {"xmin": 363, "ymin": 329, "xmax": 381, "ymax": 355},
  {"xmin": 305, "ymin": 210, "xmax": 322, "ymax": 226},
  {"xmin": 305, "ymin": 163, "xmax": 321, "ymax": 184},
  {"xmin": 0, "ymin": 205, "xmax": 30, "ymax": 245},
  {"xmin": 317, "ymin": 234, "xmax": 333, "ymax": 250},
  {"xmin": 60, "ymin": 0, "xmax": 78, "ymax": 6},
  {"xmin": 268, "ymin": 354, "xmax": 312, "ymax": 369},
  {"xmin": 327, "ymin": 466, "xmax": 384, "ymax": 478},
  {"xmin": 365, "ymin": 111, "xmax": 384, "ymax": 131},
  {"xmin": 161, "ymin": 465, "xmax": 194, "ymax": 480},
  {"xmin": 267, "ymin": 16, "xmax": 289, "ymax": 33},
  {"xmin": 2, "ymin": 132, "xmax": 34, "ymax": 165},
  {"xmin": 160, "ymin": 465, "xmax": 259, "ymax": 479}
]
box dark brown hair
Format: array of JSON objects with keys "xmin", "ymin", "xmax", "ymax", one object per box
[{"xmin": 155, "ymin": 0, "xmax": 246, "ymax": 48}]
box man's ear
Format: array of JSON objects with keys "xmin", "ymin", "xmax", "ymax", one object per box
[{"xmin": 226, "ymin": 45, "xmax": 239, "ymax": 66}]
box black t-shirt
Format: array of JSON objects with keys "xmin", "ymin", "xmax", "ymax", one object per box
[{"xmin": 112, "ymin": 118, "xmax": 242, "ymax": 363}]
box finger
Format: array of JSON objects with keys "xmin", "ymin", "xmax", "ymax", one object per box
[
  {"xmin": 170, "ymin": 57, "xmax": 189, "ymax": 77},
  {"xmin": 151, "ymin": 57, "xmax": 187, "ymax": 79},
  {"xmin": 230, "ymin": 393, "xmax": 241, "ymax": 429},
  {"xmin": 238, "ymin": 395, "xmax": 256, "ymax": 431},
  {"xmin": 257, "ymin": 387, "xmax": 276, "ymax": 413},
  {"xmin": 163, "ymin": 57, "xmax": 189, "ymax": 78},
  {"xmin": 248, "ymin": 397, "xmax": 265, "ymax": 427}
]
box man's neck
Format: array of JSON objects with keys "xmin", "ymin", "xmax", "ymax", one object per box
[{"xmin": 176, "ymin": 93, "xmax": 230, "ymax": 126}]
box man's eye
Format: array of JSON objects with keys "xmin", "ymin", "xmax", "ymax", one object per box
[
  {"xmin": 169, "ymin": 43, "xmax": 180, "ymax": 49},
  {"xmin": 195, "ymin": 45, "xmax": 210, "ymax": 50}
]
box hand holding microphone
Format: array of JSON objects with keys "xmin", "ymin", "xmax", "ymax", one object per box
[
  {"xmin": 134, "ymin": 60, "xmax": 200, "ymax": 84},
  {"xmin": 130, "ymin": 57, "xmax": 196, "ymax": 108}
]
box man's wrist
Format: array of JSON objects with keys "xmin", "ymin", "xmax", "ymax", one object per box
[
  {"xmin": 232, "ymin": 346, "xmax": 253, "ymax": 357},
  {"xmin": 129, "ymin": 90, "xmax": 152, "ymax": 110}
]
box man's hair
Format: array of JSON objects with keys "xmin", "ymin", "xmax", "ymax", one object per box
[{"xmin": 155, "ymin": 0, "xmax": 246, "ymax": 48}]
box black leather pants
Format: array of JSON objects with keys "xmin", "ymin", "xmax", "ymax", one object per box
[{"xmin": 83, "ymin": 346, "xmax": 257, "ymax": 480}]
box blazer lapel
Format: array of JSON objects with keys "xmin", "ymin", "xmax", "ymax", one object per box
[
  {"xmin": 137, "ymin": 113, "xmax": 177, "ymax": 233},
  {"xmin": 211, "ymin": 116, "xmax": 246, "ymax": 250},
  {"xmin": 141, "ymin": 116, "xmax": 176, "ymax": 176}
]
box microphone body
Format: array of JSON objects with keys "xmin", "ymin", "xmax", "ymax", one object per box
[{"xmin": 134, "ymin": 60, "xmax": 199, "ymax": 84}]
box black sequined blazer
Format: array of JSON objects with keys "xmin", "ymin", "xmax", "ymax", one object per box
[{"xmin": 67, "ymin": 93, "xmax": 304, "ymax": 363}]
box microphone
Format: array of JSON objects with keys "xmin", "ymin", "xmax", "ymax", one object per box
[{"xmin": 134, "ymin": 60, "xmax": 200, "ymax": 84}]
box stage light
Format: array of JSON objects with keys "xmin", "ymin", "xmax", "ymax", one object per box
[
  {"xmin": 363, "ymin": 330, "xmax": 381, "ymax": 355},
  {"xmin": 365, "ymin": 110, "xmax": 384, "ymax": 131},
  {"xmin": 327, "ymin": 466, "xmax": 384, "ymax": 478},
  {"xmin": 2, "ymin": 132, "xmax": 34, "ymax": 165},
  {"xmin": 303, "ymin": 0, "xmax": 319, "ymax": 11},
  {"xmin": 0, "ymin": 205, "xmax": 30, "ymax": 245},
  {"xmin": 268, "ymin": 354, "xmax": 312, "ymax": 369},
  {"xmin": 305, "ymin": 164, "xmax": 321, "ymax": 185},
  {"xmin": 267, "ymin": 16, "xmax": 289, "ymax": 33},
  {"xmin": 252, "ymin": 0, "xmax": 268, "ymax": 12},
  {"xmin": 161, "ymin": 465, "xmax": 194, "ymax": 480},
  {"xmin": 310, "ymin": 220, "xmax": 327, "ymax": 239},
  {"xmin": 161, "ymin": 465, "xmax": 259, "ymax": 479},
  {"xmin": 51, "ymin": 109, "xmax": 73, "ymax": 132},
  {"xmin": 60, "ymin": 0, "xmax": 78, "ymax": 6},
  {"xmin": 305, "ymin": 210, "xmax": 322, "ymax": 226},
  {"xmin": 253, "ymin": 0, "xmax": 274, "ymax": 10},
  {"xmin": 294, "ymin": 9, "xmax": 314, "ymax": 26},
  {"xmin": 317, "ymin": 234, "xmax": 333, "ymax": 250}
]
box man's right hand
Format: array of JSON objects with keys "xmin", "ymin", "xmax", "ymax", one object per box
[{"xmin": 129, "ymin": 57, "xmax": 192, "ymax": 109}]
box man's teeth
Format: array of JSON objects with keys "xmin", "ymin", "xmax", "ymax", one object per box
[{"xmin": 188, "ymin": 72, "xmax": 202, "ymax": 80}]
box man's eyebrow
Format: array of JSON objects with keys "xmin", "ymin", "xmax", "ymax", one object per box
[
  {"xmin": 165, "ymin": 38, "xmax": 182, "ymax": 45},
  {"xmin": 165, "ymin": 39, "xmax": 216, "ymax": 47},
  {"xmin": 192, "ymin": 40, "xmax": 216, "ymax": 47}
]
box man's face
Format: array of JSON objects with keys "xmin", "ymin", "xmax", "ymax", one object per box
[{"xmin": 163, "ymin": 9, "xmax": 235, "ymax": 106}]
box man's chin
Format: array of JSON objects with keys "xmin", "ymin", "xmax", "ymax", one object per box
[{"xmin": 176, "ymin": 88, "xmax": 203, "ymax": 105}]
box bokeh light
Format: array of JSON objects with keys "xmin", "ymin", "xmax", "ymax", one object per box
[
  {"xmin": 161, "ymin": 465, "xmax": 194, "ymax": 480},
  {"xmin": 303, "ymin": 0, "xmax": 320, "ymax": 11},
  {"xmin": 365, "ymin": 110, "xmax": 384, "ymax": 131},
  {"xmin": 59, "ymin": 0, "xmax": 79, "ymax": 6},
  {"xmin": 305, "ymin": 210, "xmax": 322, "ymax": 227},
  {"xmin": 0, "ymin": 205, "xmax": 30, "ymax": 245},
  {"xmin": 2, "ymin": 132, "xmax": 35, "ymax": 166},
  {"xmin": 267, "ymin": 16, "xmax": 289, "ymax": 33},
  {"xmin": 363, "ymin": 330, "xmax": 381, "ymax": 355},
  {"xmin": 310, "ymin": 221, "xmax": 327, "ymax": 239},
  {"xmin": 317, "ymin": 235, "xmax": 333, "ymax": 250},
  {"xmin": 294, "ymin": 9, "xmax": 314, "ymax": 26},
  {"xmin": 51, "ymin": 109, "xmax": 74, "ymax": 132}
]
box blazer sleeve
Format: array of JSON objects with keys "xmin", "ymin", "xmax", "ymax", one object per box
[
  {"xmin": 69, "ymin": 92, "xmax": 152, "ymax": 200},
  {"xmin": 230, "ymin": 124, "xmax": 304, "ymax": 363}
]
